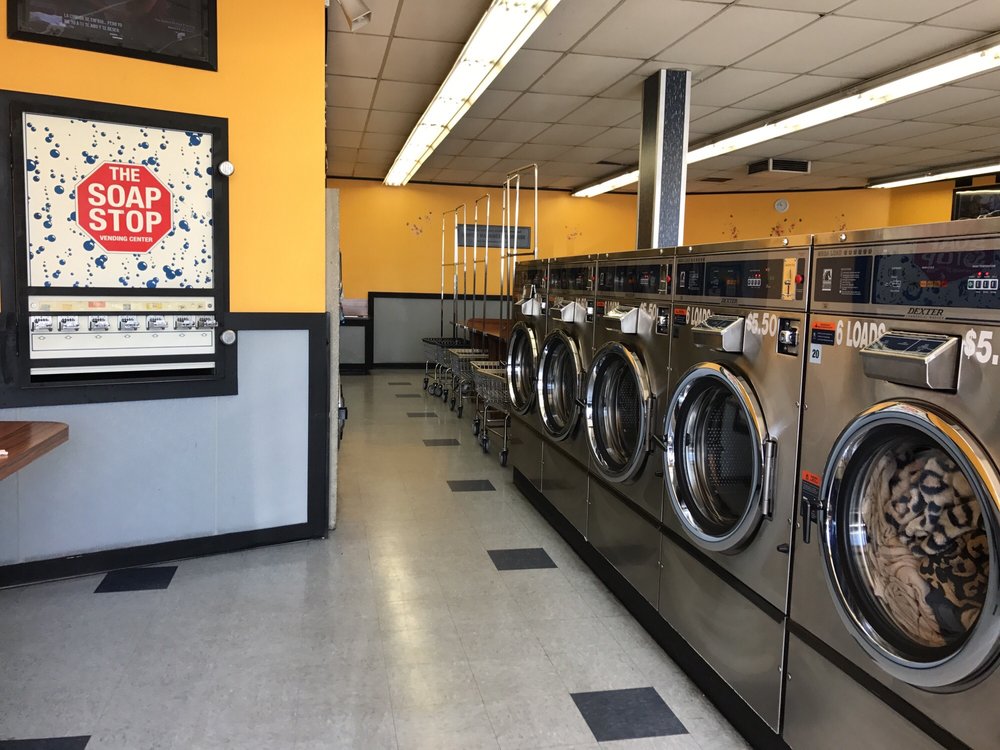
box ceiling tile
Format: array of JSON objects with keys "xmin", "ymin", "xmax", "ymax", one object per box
[
  {"xmin": 773, "ymin": 141, "xmax": 868, "ymax": 159},
  {"xmin": 328, "ymin": 0, "xmax": 400, "ymax": 35},
  {"xmin": 835, "ymin": 119, "xmax": 951, "ymax": 144},
  {"xmin": 436, "ymin": 136, "xmax": 471, "ymax": 155},
  {"xmin": 436, "ymin": 168, "xmax": 483, "ymax": 183},
  {"xmin": 881, "ymin": 148, "xmax": 968, "ymax": 166},
  {"xmin": 735, "ymin": 74, "xmax": 859, "ymax": 110},
  {"xmin": 561, "ymin": 98, "xmax": 642, "ymax": 127},
  {"xmin": 893, "ymin": 125, "xmax": 1000, "ymax": 149},
  {"xmin": 394, "ymin": 0, "xmax": 489, "ymax": 42},
  {"xmin": 448, "ymin": 117, "xmax": 492, "ymax": 139},
  {"xmin": 353, "ymin": 164, "xmax": 388, "ymax": 178},
  {"xmin": 661, "ymin": 6, "xmax": 817, "ymax": 67},
  {"xmin": 464, "ymin": 89, "xmax": 520, "ymax": 120},
  {"xmin": 328, "ymin": 106, "xmax": 369, "ymax": 131},
  {"xmin": 837, "ymin": 0, "xmax": 970, "ymax": 23},
  {"xmin": 372, "ymin": 80, "xmax": 437, "ymax": 113},
  {"xmin": 532, "ymin": 123, "xmax": 609, "ymax": 145},
  {"xmin": 584, "ymin": 127, "xmax": 641, "ymax": 149},
  {"xmin": 575, "ymin": 0, "xmax": 724, "ymax": 59},
  {"xmin": 446, "ymin": 155, "xmax": 500, "ymax": 171},
  {"xmin": 328, "ymin": 130, "xmax": 364, "ymax": 148},
  {"xmin": 916, "ymin": 93, "xmax": 1000, "ymax": 124},
  {"xmin": 532, "ymin": 54, "xmax": 642, "ymax": 96},
  {"xmin": 412, "ymin": 165, "xmax": 441, "ymax": 181},
  {"xmin": 929, "ymin": 0, "xmax": 1000, "ymax": 30},
  {"xmin": 491, "ymin": 49, "xmax": 561, "ymax": 90},
  {"xmin": 693, "ymin": 69, "xmax": 796, "ymax": 108},
  {"xmin": 357, "ymin": 148, "xmax": 395, "ymax": 165},
  {"xmin": 690, "ymin": 107, "xmax": 771, "ymax": 134},
  {"xmin": 738, "ymin": 16, "xmax": 909, "ymax": 74},
  {"xmin": 361, "ymin": 132, "xmax": 406, "ymax": 150},
  {"xmin": 542, "ymin": 162, "xmax": 616, "ymax": 178},
  {"xmin": 610, "ymin": 148, "xmax": 640, "ymax": 164},
  {"xmin": 462, "ymin": 141, "xmax": 520, "ymax": 158},
  {"xmin": 598, "ymin": 75, "xmax": 647, "ymax": 101},
  {"xmin": 937, "ymin": 133, "xmax": 1000, "ymax": 151},
  {"xmin": 524, "ymin": 0, "xmax": 621, "ymax": 52},
  {"xmin": 836, "ymin": 144, "xmax": 921, "ymax": 166},
  {"xmin": 329, "ymin": 146, "xmax": 358, "ymax": 162},
  {"xmin": 956, "ymin": 70, "xmax": 1000, "ymax": 92},
  {"xmin": 561, "ymin": 145, "xmax": 624, "ymax": 163},
  {"xmin": 736, "ymin": 137, "xmax": 824, "ymax": 158},
  {"xmin": 366, "ymin": 110, "xmax": 418, "ymax": 134},
  {"xmin": 815, "ymin": 25, "xmax": 979, "ymax": 78},
  {"xmin": 327, "ymin": 32, "xmax": 389, "ymax": 78},
  {"xmin": 508, "ymin": 143, "xmax": 573, "ymax": 161},
  {"xmin": 548, "ymin": 176, "xmax": 590, "ymax": 189},
  {"xmin": 862, "ymin": 85, "xmax": 988, "ymax": 121},
  {"xmin": 382, "ymin": 38, "xmax": 462, "ymax": 84},
  {"xmin": 471, "ymin": 171, "xmax": 510, "ymax": 186},
  {"xmin": 500, "ymin": 92, "xmax": 590, "ymax": 123},
  {"xmin": 328, "ymin": 160, "xmax": 355, "ymax": 176},
  {"xmin": 421, "ymin": 151, "xmax": 453, "ymax": 169},
  {"xmin": 478, "ymin": 120, "xmax": 550, "ymax": 142},
  {"xmin": 328, "ymin": 75, "xmax": 377, "ymax": 110}
]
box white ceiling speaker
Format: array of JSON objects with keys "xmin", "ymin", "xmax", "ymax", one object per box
[{"xmin": 336, "ymin": 0, "xmax": 372, "ymax": 31}]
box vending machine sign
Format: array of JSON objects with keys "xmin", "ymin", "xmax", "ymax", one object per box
[{"xmin": 76, "ymin": 163, "xmax": 172, "ymax": 253}]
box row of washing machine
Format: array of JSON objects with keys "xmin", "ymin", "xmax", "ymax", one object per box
[{"xmin": 505, "ymin": 218, "xmax": 1000, "ymax": 750}]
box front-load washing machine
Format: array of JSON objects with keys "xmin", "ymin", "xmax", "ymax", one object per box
[
  {"xmin": 585, "ymin": 248, "xmax": 674, "ymax": 605},
  {"xmin": 536, "ymin": 256, "xmax": 596, "ymax": 535},
  {"xmin": 507, "ymin": 258, "xmax": 547, "ymax": 490},
  {"xmin": 786, "ymin": 220, "xmax": 1000, "ymax": 750},
  {"xmin": 662, "ymin": 237, "xmax": 810, "ymax": 733}
]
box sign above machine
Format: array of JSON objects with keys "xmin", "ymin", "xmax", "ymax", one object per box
[{"xmin": 76, "ymin": 163, "xmax": 172, "ymax": 253}]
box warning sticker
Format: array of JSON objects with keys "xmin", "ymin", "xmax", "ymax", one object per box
[
  {"xmin": 811, "ymin": 321, "xmax": 836, "ymax": 346},
  {"xmin": 802, "ymin": 470, "xmax": 822, "ymax": 487},
  {"xmin": 673, "ymin": 306, "xmax": 688, "ymax": 326}
]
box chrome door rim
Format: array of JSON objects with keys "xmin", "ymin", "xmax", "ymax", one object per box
[
  {"xmin": 585, "ymin": 341, "xmax": 652, "ymax": 483},
  {"xmin": 536, "ymin": 329, "xmax": 583, "ymax": 441},
  {"xmin": 506, "ymin": 322, "xmax": 538, "ymax": 415},
  {"xmin": 820, "ymin": 401, "xmax": 1000, "ymax": 689},
  {"xmin": 663, "ymin": 363, "xmax": 768, "ymax": 552}
]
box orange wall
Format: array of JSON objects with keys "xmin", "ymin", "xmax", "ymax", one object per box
[{"xmin": 0, "ymin": 2, "xmax": 327, "ymax": 312}]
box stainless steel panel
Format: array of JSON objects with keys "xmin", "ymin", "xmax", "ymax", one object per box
[
  {"xmin": 860, "ymin": 332, "xmax": 959, "ymax": 390},
  {"xmin": 658, "ymin": 536, "xmax": 782, "ymax": 732},
  {"xmin": 691, "ymin": 315, "xmax": 745, "ymax": 353},
  {"xmin": 783, "ymin": 634, "xmax": 944, "ymax": 750},
  {"xmin": 588, "ymin": 479, "xmax": 660, "ymax": 605},
  {"xmin": 509, "ymin": 415, "xmax": 544, "ymax": 491},
  {"xmin": 541, "ymin": 444, "xmax": 588, "ymax": 535}
]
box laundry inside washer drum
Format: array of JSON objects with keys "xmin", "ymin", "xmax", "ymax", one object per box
[
  {"xmin": 846, "ymin": 432, "xmax": 989, "ymax": 654},
  {"xmin": 594, "ymin": 358, "xmax": 641, "ymax": 470}
]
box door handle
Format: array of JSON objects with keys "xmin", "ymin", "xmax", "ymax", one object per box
[{"xmin": 760, "ymin": 438, "xmax": 777, "ymax": 518}]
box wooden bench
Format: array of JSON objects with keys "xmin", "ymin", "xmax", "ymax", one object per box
[{"xmin": 0, "ymin": 422, "xmax": 69, "ymax": 481}]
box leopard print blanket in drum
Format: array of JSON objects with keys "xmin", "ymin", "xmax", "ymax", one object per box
[{"xmin": 861, "ymin": 447, "xmax": 989, "ymax": 648}]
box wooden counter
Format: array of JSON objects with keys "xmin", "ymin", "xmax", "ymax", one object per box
[
  {"xmin": 0, "ymin": 422, "xmax": 69, "ymax": 481},
  {"xmin": 465, "ymin": 318, "xmax": 512, "ymax": 340}
]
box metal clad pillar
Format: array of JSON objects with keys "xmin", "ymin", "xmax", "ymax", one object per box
[{"xmin": 636, "ymin": 69, "xmax": 691, "ymax": 249}]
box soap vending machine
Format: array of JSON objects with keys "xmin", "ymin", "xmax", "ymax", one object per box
[{"xmin": 1, "ymin": 92, "xmax": 233, "ymax": 405}]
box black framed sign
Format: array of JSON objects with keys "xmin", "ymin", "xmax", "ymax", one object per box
[{"xmin": 8, "ymin": 0, "xmax": 217, "ymax": 70}]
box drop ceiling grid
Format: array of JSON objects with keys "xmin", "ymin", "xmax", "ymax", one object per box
[{"xmin": 326, "ymin": 0, "xmax": 1000, "ymax": 191}]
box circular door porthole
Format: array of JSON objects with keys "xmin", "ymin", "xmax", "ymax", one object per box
[
  {"xmin": 664, "ymin": 364, "xmax": 769, "ymax": 552},
  {"xmin": 537, "ymin": 330, "xmax": 583, "ymax": 441},
  {"xmin": 506, "ymin": 322, "xmax": 538, "ymax": 415},
  {"xmin": 585, "ymin": 341, "xmax": 651, "ymax": 483},
  {"xmin": 821, "ymin": 401, "xmax": 1000, "ymax": 690}
]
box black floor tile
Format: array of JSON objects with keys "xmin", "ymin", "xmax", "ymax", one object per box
[
  {"xmin": 0, "ymin": 736, "xmax": 91, "ymax": 749},
  {"xmin": 424, "ymin": 438, "xmax": 460, "ymax": 446},
  {"xmin": 387, "ymin": 381, "xmax": 412, "ymax": 385},
  {"xmin": 406, "ymin": 412, "xmax": 438, "ymax": 418},
  {"xmin": 572, "ymin": 687, "xmax": 686, "ymax": 742},
  {"xmin": 395, "ymin": 393, "xmax": 421, "ymax": 398},
  {"xmin": 447, "ymin": 479, "xmax": 495, "ymax": 492},
  {"xmin": 488, "ymin": 547, "xmax": 557, "ymax": 570},
  {"xmin": 95, "ymin": 566, "xmax": 177, "ymax": 593}
]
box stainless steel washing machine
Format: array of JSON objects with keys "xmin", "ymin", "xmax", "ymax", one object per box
[
  {"xmin": 585, "ymin": 248, "xmax": 674, "ymax": 605},
  {"xmin": 536, "ymin": 256, "xmax": 596, "ymax": 535},
  {"xmin": 661, "ymin": 237, "xmax": 809, "ymax": 733},
  {"xmin": 507, "ymin": 258, "xmax": 547, "ymax": 490},
  {"xmin": 786, "ymin": 220, "xmax": 1000, "ymax": 750}
]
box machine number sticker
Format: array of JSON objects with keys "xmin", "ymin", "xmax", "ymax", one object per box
[
  {"xmin": 809, "ymin": 344, "xmax": 822, "ymax": 364},
  {"xmin": 963, "ymin": 328, "xmax": 1000, "ymax": 366}
]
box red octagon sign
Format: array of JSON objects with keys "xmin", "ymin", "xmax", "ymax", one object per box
[{"xmin": 76, "ymin": 163, "xmax": 172, "ymax": 253}]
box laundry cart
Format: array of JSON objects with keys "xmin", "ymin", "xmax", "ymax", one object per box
[
  {"xmin": 471, "ymin": 360, "xmax": 511, "ymax": 466},
  {"xmin": 422, "ymin": 337, "xmax": 467, "ymax": 397},
  {"xmin": 444, "ymin": 346, "xmax": 487, "ymax": 417}
]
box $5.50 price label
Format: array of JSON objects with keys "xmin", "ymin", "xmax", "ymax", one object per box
[
  {"xmin": 963, "ymin": 328, "xmax": 1000, "ymax": 366},
  {"xmin": 745, "ymin": 312, "xmax": 780, "ymax": 337}
]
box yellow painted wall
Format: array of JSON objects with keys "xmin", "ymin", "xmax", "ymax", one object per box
[{"xmin": 0, "ymin": 1, "xmax": 326, "ymax": 311}]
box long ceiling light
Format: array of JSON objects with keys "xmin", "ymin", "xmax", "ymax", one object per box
[
  {"xmin": 575, "ymin": 39, "xmax": 1000, "ymax": 197},
  {"xmin": 384, "ymin": 0, "xmax": 561, "ymax": 187},
  {"xmin": 572, "ymin": 169, "xmax": 640, "ymax": 198},
  {"xmin": 869, "ymin": 160, "xmax": 1000, "ymax": 189}
]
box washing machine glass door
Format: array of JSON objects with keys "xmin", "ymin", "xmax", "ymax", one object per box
[
  {"xmin": 507, "ymin": 322, "xmax": 538, "ymax": 415},
  {"xmin": 537, "ymin": 329, "xmax": 583, "ymax": 441},
  {"xmin": 821, "ymin": 401, "xmax": 1000, "ymax": 689},
  {"xmin": 664, "ymin": 364, "xmax": 772, "ymax": 552},
  {"xmin": 586, "ymin": 341, "xmax": 652, "ymax": 483}
]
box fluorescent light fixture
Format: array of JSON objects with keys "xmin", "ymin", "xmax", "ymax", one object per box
[
  {"xmin": 384, "ymin": 0, "xmax": 561, "ymax": 187},
  {"xmin": 572, "ymin": 169, "xmax": 639, "ymax": 198},
  {"xmin": 869, "ymin": 161, "xmax": 1000, "ymax": 189},
  {"xmin": 575, "ymin": 39, "xmax": 1000, "ymax": 197}
]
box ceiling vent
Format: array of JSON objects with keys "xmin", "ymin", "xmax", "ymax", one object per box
[{"xmin": 748, "ymin": 158, "xmax": 811, "ymax": 175}]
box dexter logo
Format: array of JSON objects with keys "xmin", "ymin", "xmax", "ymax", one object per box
[{"xmin": 906, "ymin": 307, "xmax": 945, "ymax": 317}]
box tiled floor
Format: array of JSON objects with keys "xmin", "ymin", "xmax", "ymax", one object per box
[{"xmin": 0, "ymin": 370, "xmax": 750, "ymax": 750}]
